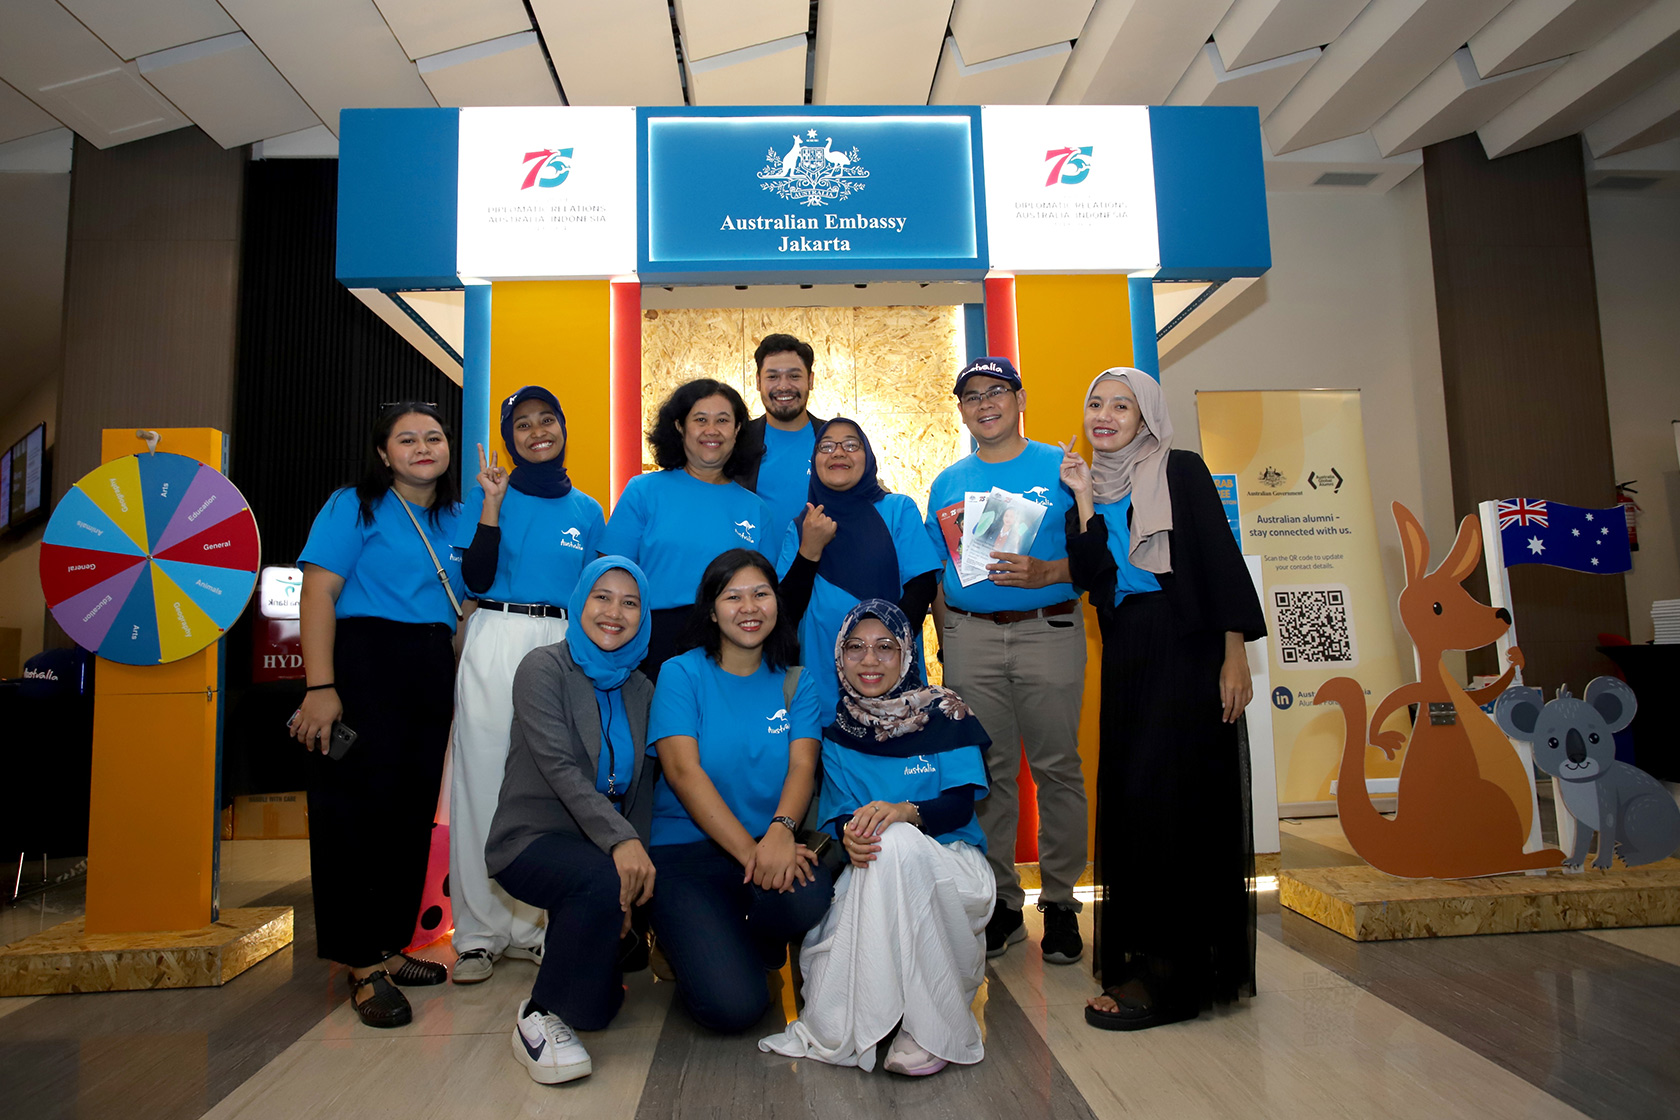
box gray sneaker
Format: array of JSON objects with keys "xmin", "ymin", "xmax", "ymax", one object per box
[{"xmin": 452, "ymin": 948, "xmax": 494, "ymax": 984}]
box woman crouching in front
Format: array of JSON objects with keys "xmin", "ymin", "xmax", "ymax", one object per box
[
  {"xmin": 646, "ymin": 548, "xmax": 833, "ymax": 1033},
  {"xmin": 484, "ymin": 557, "xmax": 658, "ymax": 1084},
  {"xmin": 760, "ymin": 600, "xmax": 994, "ymax": 1076}
]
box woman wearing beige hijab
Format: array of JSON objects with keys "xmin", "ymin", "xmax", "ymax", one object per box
[{"xmin": 1059, "ymin": 368, "xmax": 1266, "ymax": 1031}]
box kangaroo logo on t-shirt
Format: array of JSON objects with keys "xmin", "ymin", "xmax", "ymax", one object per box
[
  {"xmin": 766, "ymin": 707, "xmax": 790, "ymax": 734},
  {"xmin": 904, "ymin": 754, "xmax": 936, "ymax": 775},
  {"xmin": 734, "ymin": 519, "xmax": 757, "ymax": 542},
  {"xmin": 1025, "ymin": 486, "xmax": 1053, "ymax": 506},
  {"xmin": 559, "ymin": 526, "xmax": 584, "ymax": 550}
]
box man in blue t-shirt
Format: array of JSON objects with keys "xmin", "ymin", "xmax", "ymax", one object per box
[
  {"xmin": 738, "ymin": 333, "xmax": 827, "ymax": 549},
  {"xmin": 925, "ymin": 356, "xmax": 1087, "ymax": 968}
]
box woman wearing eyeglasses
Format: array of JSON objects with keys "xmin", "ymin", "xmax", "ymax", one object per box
[
  {"xmin": 776, "ymin": 418, "xmax": 943, "ymax": 718},
  {"xmin": 759, "ymin": 600, "xmax": 993, "ymax": 1076}
]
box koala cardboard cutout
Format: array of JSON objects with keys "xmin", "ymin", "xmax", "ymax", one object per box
[
  {"xmin": 1496, "ymin": 678, "xmax": 1680, "ymax": 869},
  {"xmin": 1314, "ymin": 503, "xmax": 1564, "ymax": 877}
]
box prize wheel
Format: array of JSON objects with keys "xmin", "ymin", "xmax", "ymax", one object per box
[{"xmin": 39, "ymin": 453, "xmax": 260, "ymax": 664}]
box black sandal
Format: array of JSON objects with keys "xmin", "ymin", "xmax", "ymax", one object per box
[
  {"xmin": 382, "ymin": 952, "xmax": 448, "ymax": 986},
  {"xmin": 348, "ymin": 969, "xmax": 413, "ymax": 1028},
  {"xmin": 1083, "ymin": 984, "xmax": 1198, "ymax": 1032}
]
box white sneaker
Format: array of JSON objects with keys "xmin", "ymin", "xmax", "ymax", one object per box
[
  {"xmin": 452, "ymin": 949, "xmax": 494, "ymax": 984},
  {"xmin": 503, "ymin": 942, "xmax": 544, "ymax": 965},
  {"xmin": 512, "ymin": 999, "xmax": 592, "ymax": 1085},
  {"xmin": 883, "ymin": 1029, "xmax": 948, "ymax": 1077}
]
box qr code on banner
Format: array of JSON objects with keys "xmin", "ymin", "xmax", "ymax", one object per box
[{"xmin": 1272, "ymin": 585, "xmax": 1357, "ymax": 668}]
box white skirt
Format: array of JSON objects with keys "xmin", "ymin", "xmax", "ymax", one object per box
[{"xmin": 759, "ymin": 823, "xmax": 995, "ymax": 1069}]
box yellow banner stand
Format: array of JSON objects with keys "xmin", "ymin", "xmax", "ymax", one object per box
[{"xmin": 0, "ymin": 429, "xmax": 293, "ymax": 996}]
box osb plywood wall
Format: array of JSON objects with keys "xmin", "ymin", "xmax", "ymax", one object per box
[{"xmin": 640, "ymin": 305, "xmax": 965, "ymax": 514}]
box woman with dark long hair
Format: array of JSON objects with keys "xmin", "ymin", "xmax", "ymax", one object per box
[
  {"xmin": 645, "ymin": 548, "xmax": 832, "ymax": 1032},
  {"xmin": 292, "ymin": 402, "xmax": 464, "ymax": 1028},
  {"xmin": 598, "ymin": 379, "xmax": 773, "ymax": 680},
  {"xmin": 1060, "ymin": 369, "xmax": 1265, "ymax": 1031}
]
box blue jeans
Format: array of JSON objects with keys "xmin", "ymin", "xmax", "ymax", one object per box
[
  {"xmin": 494, "ymin": 831, "xmax": 625, "ymax": 1031},
  {"xmin": 649, "ymin": 839, "xmax": 833, "ymax": 1032}
]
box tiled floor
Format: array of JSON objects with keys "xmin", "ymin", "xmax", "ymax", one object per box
[{"xmin": 2, "ymin": 829, "xmax": 1677, "ymax": 1120}]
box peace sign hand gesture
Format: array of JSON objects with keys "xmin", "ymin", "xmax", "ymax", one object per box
[
  {"xmin": 1058, "ymin": 437, "xmax": 1091, "ymax": 498},
  {"xmin": 477, "ymin": 443, "xmax": 509, "ymax": 507}
]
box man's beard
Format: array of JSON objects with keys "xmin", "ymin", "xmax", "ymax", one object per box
[{"xmin": 764, "ymin": 392, "xmax": 806, "ymax": 421}]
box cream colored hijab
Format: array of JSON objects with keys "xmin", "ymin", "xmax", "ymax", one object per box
[{"xmin": 1086, "ymin": 368, "xmax": 1173, "ymax": 574}]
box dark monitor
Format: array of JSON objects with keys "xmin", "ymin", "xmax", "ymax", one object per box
[{"xmin": 3, "ymin": 423, "xmax": 48, "ymax": 537}]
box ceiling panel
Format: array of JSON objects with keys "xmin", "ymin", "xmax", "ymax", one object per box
[
  {"xmin": 0, "ymin": 127, "xmax": 74, "ymax": 172},
  {"xmin": 137, "ymin": 33, "xmax": 321, "ymax": 149},
  {"xmin": 529, "ymin": 0, "xmax": 684, "ymax": 105},
  {"xmin": 1263, "ymin": 0, "xmax": 1509, "ymax": 155},
  {"xmin": 674, "ymin": 0, "xmax": 808, "ymax": 63},
  {"xmin": 1214, "ymin": 0, "xmax": 1370, "ymax": 70},
  {"xmin": 812, "ymin": 0, "xmax": 951, "ymax": 105},
  {"xmin": 57, "ymin": 0, "xmax": 239, "ymax": 62},
  {"xmin": 252, "ymin": 124, "xmax": 340, "ymax": 158},
  {"xmin": 217, "ymin": 0, "xmax": 436, "ymax": 132},
  {"xmin": 1371, "ymin": 48, "xmax": 1564, "ymax": 156},
  {"xmin": 372, "ymin": 0, "xmax": 533, "ymax": 61},
  {"xmin": 1470, "ymin": 0, "xmax": 1652, "ymax": 79},
  {"xmin": 1166, "ymin": 41, "xmax": 1320, "ymax": 118},
  {"xmin": 947, "ymin": 0, "xmax": 1096, "ymax": 66},
  {"xmin": 1586, "ymin": 69, "xmax": 1680, "ymax": 156},
  {"xmin": 1052, "ymin": 0, "xmax": 1236, "ymax": 106},
  {"xmin": 0, "ymin": 78, "xmax": 61, "ymax": 145},
  {"xmin": 929, "ymin": 36, "xmax": 1072, "ymax": 104},
  {"xmin": 1263, "ymin": 129, "xmax": 1422, "ymax": 191},
  {"xmin": 0, "ymin": 0, "xmax": 191, "ymax": 148},
  {"xmin": 1480, "ymin": 0, "xmax": 1680, "ymax": 157},
  {"xmin": 418, "ymin": 32, "xmax": 562, "ymax": 107},
  {"xmin": 684, "ymin": 34, "xmax": 807, "ymax": 105},
  {"xmin": 1587, "ymin": 135, "xmax": 1680, "ymax": 193}
]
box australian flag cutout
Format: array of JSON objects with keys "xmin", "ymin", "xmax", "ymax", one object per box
[{"xmin": 1497, "ymin": 499, "xmax": 1632, "ymax": 574}]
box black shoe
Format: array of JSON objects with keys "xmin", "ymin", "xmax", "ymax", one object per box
[
  {"xmin": 383, "ymin": 952, "xmax": 449, "ymax": 986},
  {"xmin": 618, "ymin": 931, "xmax": 650, "ymax": 973},
  {"xmin": 1037, "ymin": 900, "xmax": 1083, "ymax": 965},
  {"xmin": 348, "ymin": 968, "xmax": 413, "ymax": 1028},
  {"xmin": 985, "ymin": 905, "xmax": 1026, "ymax": 959}
]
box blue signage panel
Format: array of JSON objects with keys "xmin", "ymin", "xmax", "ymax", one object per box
[
  {"xmin": 1211, "ymin": 472, "xmax": 1241, "ymax": 547},
  {"xmin": 639, "ymin": 107, "xmax": 986, "ymax": 283}
]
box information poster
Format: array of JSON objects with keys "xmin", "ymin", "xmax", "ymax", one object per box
[{"xmin": 1197, "ymin": 390, "xmax": 1408, "ymax": 809}]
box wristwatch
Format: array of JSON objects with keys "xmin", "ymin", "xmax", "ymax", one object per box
[{"xmin": 771, "ymin": 815, "xmax": 799, "ymax": 834}]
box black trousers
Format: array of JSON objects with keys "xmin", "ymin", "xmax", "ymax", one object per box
[{"xmin": 306, "ymin": 617, "xmax": 455, "ymax": 967}]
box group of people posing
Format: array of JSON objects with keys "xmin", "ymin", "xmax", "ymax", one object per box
[{"xmin": 287, "ymin": 333, "xmax": 1265, "ymax": 1085}]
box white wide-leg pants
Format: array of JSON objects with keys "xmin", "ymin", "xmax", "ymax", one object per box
[
  {"xmin": 449, "ymin": 607, "xmax": 567, "ymax": 957},
  {"xmin": 759, "ymin": 824, "xmax": 995, "ymax": 1069}
]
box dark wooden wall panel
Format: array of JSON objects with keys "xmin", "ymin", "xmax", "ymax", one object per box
[
  {"xmin": 54, "ymin": 129, "xmax": 245, "ymax": 498},
  {"xmin": 1424, "ymin": 133, "xmax": 1628, "ymax": 692}
]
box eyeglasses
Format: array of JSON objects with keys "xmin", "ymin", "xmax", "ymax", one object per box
[
  {"xmin": 817, "ymin": 439, "xmax": 864, "ymax": 454},
  {"xmin": 841, "ymin": 639, "xmax": 902, "ymax": 661},
  {"xmin": 960, "ymin": 385, "xmax": 1014, "ymax": 408}
]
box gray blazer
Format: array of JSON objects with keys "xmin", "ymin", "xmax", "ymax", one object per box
[{"xmin": 484, "ymin": 641, "xmax": 657, "ymax": 877}]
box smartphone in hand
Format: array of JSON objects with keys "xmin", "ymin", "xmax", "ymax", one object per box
[{"xmin": 287, "ymin": 711, "xmax": 359, "ymax": 760}]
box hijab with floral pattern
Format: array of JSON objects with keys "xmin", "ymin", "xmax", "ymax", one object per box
[{"xmin": 824, "ymin": 599, "xmax": 990, "ymax": 759}]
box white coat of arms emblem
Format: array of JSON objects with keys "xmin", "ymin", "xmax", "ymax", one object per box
[{"xmin": 758, "ymin": 129, "xmax": 870, "ymax": 207}]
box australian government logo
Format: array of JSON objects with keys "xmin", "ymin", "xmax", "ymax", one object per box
[{"xmin": 717, "ymin": 129, "xmax": 905, "ymax": 253}]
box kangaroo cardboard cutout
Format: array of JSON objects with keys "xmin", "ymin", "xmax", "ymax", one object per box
[{"xmin": 1315, "ymin": 503, "xmax": 1564, "ymax": 878}]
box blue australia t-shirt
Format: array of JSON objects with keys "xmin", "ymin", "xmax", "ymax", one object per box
[
  {"xmin": 598, "ymin": 470, "xmax": 774, "ymax": 610},
  {"xmin": 924, "ymin": 441, "xmax": 1077, "ymax": 613},
  {"xmin": 776, "ymin": 492, "xmax": 943, "ymax": 719},
  {"xmin": 646, "ymin": 648, "xmax": 823, "ymax": 846},
  {"xmin": 453, "ymin": 485, "xmax": 605, "ymax": 607},
  {"xmin": 1096, "ymin": 493, "xmax": 1161, "ymax": 606},
  {"xmin": 300, "ymin": 489, "xmax": 465, "ymax": 629},
  {"xmin": 819, "ymin": 737, "xmax": 988, "ymax": 850},
  {"xmin": 756, "ymin": 422, "xmax": 818, "ymax": 553}
]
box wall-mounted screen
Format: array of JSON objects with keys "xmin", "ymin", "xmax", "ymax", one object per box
[{"xmin": 3, "ymin": 423, "xmax": 47, "ymax": 536}]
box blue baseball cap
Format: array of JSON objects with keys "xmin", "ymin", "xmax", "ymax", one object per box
[{"xmin": 953, "ymin": 356, "xmax": 1022, "ymax": 395}]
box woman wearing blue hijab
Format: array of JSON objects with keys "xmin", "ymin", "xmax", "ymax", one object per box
[
  {"xmin": 776, "ymin": 417, "xmax": 942, "ymax": 717},
  {"xmin": 485, "ymin": 556, "xmax": 657, "ymax": 1086},
  {"xmin": 451, "ymin": 386, "xmax": 606, "ymax": 985}
]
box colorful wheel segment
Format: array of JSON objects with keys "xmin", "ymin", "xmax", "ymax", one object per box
[{"xmin": 40, "ymin": 452, "xmax": 260, "ymax": 664}]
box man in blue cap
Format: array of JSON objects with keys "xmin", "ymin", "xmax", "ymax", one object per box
[{"xmin": 924, "ymin": 356, "xmax": 1087, "ymax": 967}]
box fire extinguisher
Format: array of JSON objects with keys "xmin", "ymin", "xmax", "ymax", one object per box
[{"xmin": 1617, "ymin": 481, "xmax": 1640, "ymax": 552}]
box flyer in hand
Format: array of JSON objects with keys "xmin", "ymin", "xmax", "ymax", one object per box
[{"xmin": 957, "ymin": 488, "xmax": 1046, "ymax": 586}]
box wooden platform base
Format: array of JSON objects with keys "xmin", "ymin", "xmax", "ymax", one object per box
[
  {"xmin": 0, "ymin": 906, "xmax": 293, "ymax": 995},
  {"xmin": 1281, "ymin": 860, "xmax": 1680, "ymax": 941}
]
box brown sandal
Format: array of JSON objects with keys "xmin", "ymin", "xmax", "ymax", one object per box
[{"xmin": 348, "ymin": 968, "xmax": 413, "ymax": 1028}]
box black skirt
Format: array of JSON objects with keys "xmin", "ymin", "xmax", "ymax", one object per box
[{"xmin": 1091, "ymin": 589, "xmax": 1256, "ymax": 1005}]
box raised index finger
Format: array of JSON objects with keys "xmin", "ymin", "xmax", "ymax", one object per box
[{"xmin": 477, "ymin": 442, "xmax": 488, "ymax": 471}]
